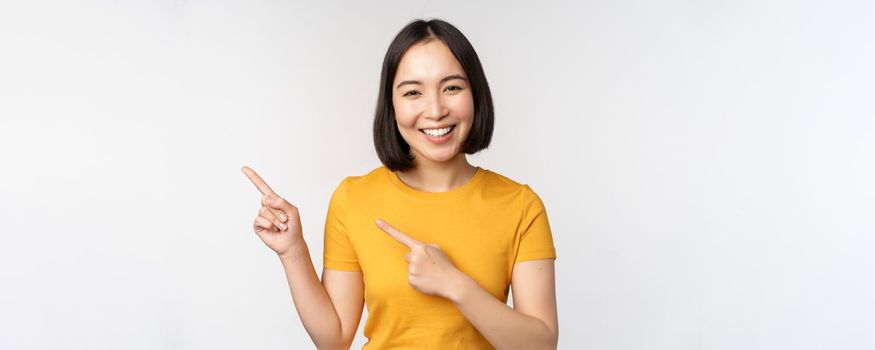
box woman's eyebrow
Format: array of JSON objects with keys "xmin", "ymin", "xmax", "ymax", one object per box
[{"xmin": 395, "ymin": 74, "xmax": 468, "ymax": 89}]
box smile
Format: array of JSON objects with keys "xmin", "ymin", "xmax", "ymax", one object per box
[
  {"xmin": 419, "ymin": 125, "xmax": 455, "ymax": 137},
  {"xmin": 418, "ymin": 125, "xmax": 456, "ymax": 144}
]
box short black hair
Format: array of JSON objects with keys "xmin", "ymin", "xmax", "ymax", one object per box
[{"xmin": 373, "ymin": 18, "xmax": 494, "ymax": 172}]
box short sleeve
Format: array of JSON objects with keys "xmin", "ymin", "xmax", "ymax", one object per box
[
  {"xmin": 322, "ymin": 178, "xmax": 361, "ymax": 271},
  {"xmin": 515, "ymin": 185, "xmax": 557, "ymax": 263}
]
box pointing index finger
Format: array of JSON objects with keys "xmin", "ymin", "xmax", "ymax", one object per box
[
  {"xmin": 376, "ymin": 219, "xmax": 422, "ymax": 249},
  {"xmin": 241, "ymin": 165, "xmax": 277, "ymax": 195}
]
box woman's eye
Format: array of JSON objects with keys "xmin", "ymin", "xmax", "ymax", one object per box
[{"xmin": 402, "ymin": 86, "xmax": 462, "ymax": 97}]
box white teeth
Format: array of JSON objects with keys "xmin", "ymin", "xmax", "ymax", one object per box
[{"xmin": 422, "ymin": 126, "xmax": 452, "ymax": 137}]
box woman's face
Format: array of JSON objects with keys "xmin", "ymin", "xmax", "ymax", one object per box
[{"xmin": 392, "ymin": 39, "xmax": 474, "ymax": 166}]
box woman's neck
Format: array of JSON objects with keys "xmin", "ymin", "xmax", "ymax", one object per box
[{"xmin": 396, "ymin": 154, "xmax": 478, "ymax": 192}]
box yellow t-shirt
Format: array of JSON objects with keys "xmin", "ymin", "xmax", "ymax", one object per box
[{"xmin": 323, "ymin": 166, "xmax": 556, "ymax": 349}]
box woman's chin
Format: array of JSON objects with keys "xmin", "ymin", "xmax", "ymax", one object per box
[{"xmin": 415, "ymin": 149, "xmax": 460, "ymax": 164}]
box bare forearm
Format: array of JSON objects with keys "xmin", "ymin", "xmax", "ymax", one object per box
[
  {"xmin": 278, "ymin": 243, "xmax": 346, "ymax": 350},
  {"xmin": 449, "ymin": 276, "xmax": 558, "ymax": 350}
]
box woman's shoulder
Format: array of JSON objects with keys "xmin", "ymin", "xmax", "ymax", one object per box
[
  {"xmin": 479, "ymin": 167, "xmax": 541, "ymax": 198},
  {"xmin": 480, "ymin": 167, "xmax": 520, "ymax": 187},
  {"xmin": 480, "ymin": 169, "xmax": 550, "ymax": 217},
  {"xmin": 331, "ymin": 165, "xmax": 390, "ymax": 193}
]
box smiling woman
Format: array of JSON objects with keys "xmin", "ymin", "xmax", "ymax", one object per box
[{"xmin": 244, "ymin": 18, "xmax": 558, "ymax": 350}]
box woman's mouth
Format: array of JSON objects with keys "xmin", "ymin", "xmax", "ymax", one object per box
[{"xmin": 419, "ymin": 125, "xmax": 456, "ymax": 145}]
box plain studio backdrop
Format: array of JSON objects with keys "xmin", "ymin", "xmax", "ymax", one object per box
[{"xmin": 1, "ymin": 0, "xmax": 873, "ymax": 349}]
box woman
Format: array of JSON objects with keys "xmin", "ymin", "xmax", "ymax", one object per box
[{"xmin": 242, "ymin": 19, "xmax": 558, "ymax": 350}]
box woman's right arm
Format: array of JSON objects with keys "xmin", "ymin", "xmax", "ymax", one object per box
[
  {"xmin": 242, "ymin": 166, "xmax": 364, "ymax": 350},
  {"xmin": 278, "ymin": 243, "xmax": 364, "ymax": 350}
]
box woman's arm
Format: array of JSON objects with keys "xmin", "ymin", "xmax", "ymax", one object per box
[
  {"xmin": 375, "ymin": 219, "xmax": 558, "ymax": 350},
  {"xmin": 448, "ymin": 259, "xmax": 559, "ymax": 350},
  {"xmin": 242, "ymin": 166, "xmax": 364, "ymax": 349},
  {"xmin": 278, "ymin": 243, "xmax": 364, "ymax": 350}
]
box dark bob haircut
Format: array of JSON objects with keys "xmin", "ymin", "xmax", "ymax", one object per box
[{"xmin": 373, "ymin": 19, "xmax": 495, "ymax": 172}]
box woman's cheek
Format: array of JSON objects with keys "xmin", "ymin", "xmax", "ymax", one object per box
[
  {"xmin": 449, "ymin": 93, "xmax": 474, "ymax": 119},
  {"xmin": 394, "ymin": 102, "xmax": 419, "ymax": 126}
]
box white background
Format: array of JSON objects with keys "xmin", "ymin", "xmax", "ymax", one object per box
[{"xmin": 1, "ymin": 1, "xmax": 873, "ymax": 349}]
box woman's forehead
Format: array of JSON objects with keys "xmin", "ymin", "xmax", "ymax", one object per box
[{"xmin": 395, "ymin": 40, "xmax": 466, "ymax": 82}]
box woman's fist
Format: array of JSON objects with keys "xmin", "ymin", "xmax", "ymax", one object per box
[{"xmin": 375, "ymin": 219, "xmax": 467, "ymax": 301}]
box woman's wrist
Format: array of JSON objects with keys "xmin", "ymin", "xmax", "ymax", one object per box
[
  {"xmin": 445, "ymin": 270, "xmax": 476, "ymax": 304},
  {"xmin": 277, "ymin": 242, "xmax": 309, "ymax": 264}
]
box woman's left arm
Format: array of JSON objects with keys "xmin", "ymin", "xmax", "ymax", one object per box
[
  {"xmin": 449, "ymin": 259, "xmax": 558, "ymax": 350},
  {"xmin": 375, "ymin": 220, "xmax": 558, "ymax": 350}
]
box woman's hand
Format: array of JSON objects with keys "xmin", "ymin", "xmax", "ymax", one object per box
[
  {"xmin": 375, "ymin": 219, "xmax": 469, "ymax": 301},
  {"xmin": 242, "ymin": 166, "xmax": 304, "ymax": 257}
]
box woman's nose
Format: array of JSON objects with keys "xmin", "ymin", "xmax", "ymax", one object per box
[{"xmin": 425, "ymin": 93, "xmax": 449, "ymax": 121}]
